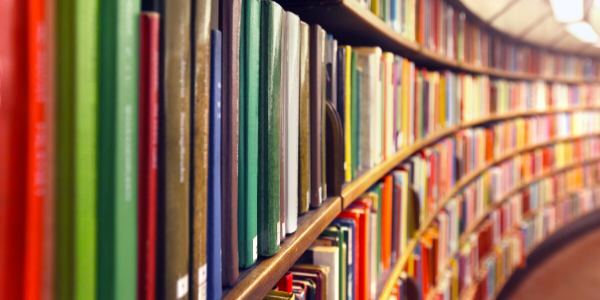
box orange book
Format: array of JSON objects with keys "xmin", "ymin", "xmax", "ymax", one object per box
[{"xmin": 381, "ymin": 175, "xmax": 393, "ymax": 270}]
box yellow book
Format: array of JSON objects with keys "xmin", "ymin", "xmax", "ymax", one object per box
[
  {"xmin": 440, "ymin": 74, "xmax": 446, "ymax": 129},
  {"xmin": 371, "ymin": 0, "xmax": 379, "ymax": 17},
  {"xmin": 341, "ymin": 45, "xmax": 352, "ymax": 182},
  {"xmin": 265, "ymin": 290, "xmax": 295, "ymax": 300}
]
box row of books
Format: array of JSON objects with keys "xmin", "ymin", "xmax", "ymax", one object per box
[
  {"xmin": 5, "ymin": 0, "xmax": 600, "ymax": 300},
  {"xmin": 3, "ymin": 0, "xmax": 349, "ymax": 299},
  {"xmin": 269, "ymin": 127, "xmax": 600, "ymax": 299},
  {"xmin": 388, "ymin": 164, "xmax": 600, "ymax": 300},
  {"xmin": 340, "ymin": 45, "xmax": 600, "ymax": 182},
  {"xmin": 359, "ymin": 0, "xmax": 600, "ymax": 79},
  {"xmin": 451, "ymin": 187, "xmax": 600, "ymax": 300}
]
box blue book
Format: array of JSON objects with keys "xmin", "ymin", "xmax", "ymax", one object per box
[
  {"xmin": 331, "ymin": 218, "xmax": 356, "ymax": 300},
  {"xmin": 207, "ymin": 29, "xmax": 223, "ymax": 300}
]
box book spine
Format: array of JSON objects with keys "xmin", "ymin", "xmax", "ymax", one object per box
[
  {"xmin": 25, "ymin": 0, "xmax": 50, "ymax": 298},
  {"xmin": 160, "ymin": 0, "xmax": 191, "ymax": 297},
  {"xmin": 320, "ymin": 29, "xmax": 328, "ymax": 201},
  {"xmin": 285, "ymin": 13, "xmax": 300, "ymax": 235},
  {"xmin": 74, "ymin": 0, "xmax": 99, "ymax": 296},
  {"xmin": 343, "ymin": 46, "xmax": 352, "ymax": 182},
  {"xmin": 138, "ymin": 12, "xmax": 160, "ymax": 300},
  {"xmin": 310, "ymin": 24, "xmax": 324, "ymax": 207},
  {"xmin": 0, "ymin": 1, "xmax": 27, "ymax": 299},
  {"xmin": 208, "ymin": 29, "xmax": 223, "ymax": 300},
  {"xmin": 258, "ymin": 0, "xmax": 282, "ymax": 256},
  {"xmin": 279, "ymin": 12, "xmax": 287, "ymax": 244},
  {"xmin": 192, "ymin": 0, "xmax": 211, "ymax": 298},
  {"xmin": 55, "ymin": 0, "xmax": 75, "ymax": 297},
  {"xmin": 336, "ymin": 48, "xmax": 346, "ymax": 181},
  {"xmin": 219, "ymin": 0, "xmax": 241, "ymax": 284},
  {"xmin": 98, "ymin": 0, "xmax": 140, "ymax": 297},
  {"xmin": 298, "ymin": 22, "xmax": 311, "ymax": 215},
  {"xmin": 238, "ymin": 0, "xmax": 260, "ymax": 268}
]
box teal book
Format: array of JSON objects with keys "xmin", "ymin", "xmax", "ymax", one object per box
[
  {"xmin": 98, "ymin": 0, "xmax": 140, "ymax": 299},
  {"xmin": 56, "ymin": 0, "xmax": 99, "ymax": 298},
  {"xmin": 238, "ymin": 0, "xmax": 261, "ymax": 267},
  {"xmin": 257, "ymin": 0, "xmax": 282, "ymax": 257},
  {"xmin": 350, "ymin": 51, "xmax": 358, "ymax": 178}
]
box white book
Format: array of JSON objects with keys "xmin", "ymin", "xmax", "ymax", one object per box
[
  {"xmin": 285, "ymin": 12, "xmax": 300, "ymax": 235},
  {"xmin": 355, "ymin": 47, "xmax": 382, "ymax": 170},
  {"xmin": 309, "ymin": 246, "xmax": 339, "ymax": 300}
]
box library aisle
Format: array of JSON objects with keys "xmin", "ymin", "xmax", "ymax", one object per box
[{"xmin": 500, "ymin": 220, "xmax": 600, "ymax": 300}]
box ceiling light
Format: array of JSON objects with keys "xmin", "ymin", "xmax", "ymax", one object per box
[
  {"xmin": 566, "ymin": 22, "xmax": 600, "ymax": 43},
  {"xmin": 549, "ymin": 0, "xmax": 583, "ymax": 23}
]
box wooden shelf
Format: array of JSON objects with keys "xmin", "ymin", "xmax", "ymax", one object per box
[
  {"xmin": 279, "ymin": 0, "xmax": 600, "ymax": 84},
  {"xmin": 222, "ymin": 196, "xmax": 342, "ymax": 300}
]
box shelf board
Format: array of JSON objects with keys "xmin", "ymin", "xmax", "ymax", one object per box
[
  {"xmin": 279, "ymin": 0, "xmax": 600, "ymax": 84},
  {"xmin": 222, "ymin": 196, "xmax": 342, "ymax": 300}
]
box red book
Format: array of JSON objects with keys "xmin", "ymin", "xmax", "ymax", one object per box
[
  {"xmin": 420, "ymin": 242, "xmax": 430, "ymax": 298},
  {"xmin": 137, "ymin": 12, "xmax": 160, "ymax": 300},
  {"xmin": 0, "ymin": 1, "xmax": 28, "ymax": 299},
  {"xmin": 277, "ymin": 272, "xmax": 294, "ymax": 293},
  {"xmin": 24, "ymin": 0, "xmax": 52, "ymax": 298},
  {"xmin": 382, "ymin": 175, "xmax": 393, "ymax": 270}
]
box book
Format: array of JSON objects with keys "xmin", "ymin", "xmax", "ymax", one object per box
[
  {"xmin": 137, "ymin": 11, "xmax": 160, "ymax": 300},
  {"xmin": 208, "ymin": 29, "xmax": 223, "ymax": 300},
  {"xmin": 305, "ymin": 246, "xmax": 340, "ymax": 300},
  {"xmin": 24, "ymin": 0, "xmax": 53, "ymax": 298},
  {"xmin": 219, "ymin": 0, "xmax": 241, "ymax": 284},
  {"xmin": 97, "ymin": 0, "xmax": 141, "ymax": 298},
  {"xmin": 298, "ymin": 21, "xmax": 311, "ymax": 214},
  {"xmin": 257, "ymin": 0, "xmax": 283, "ymax": 256},
  {"xmin": 191, "ymin": 0, "xmax": 212, "ymax": 297},
  {"xmin": 340, "ymin": 46, "xmax": 352, "ymax": 182},
  {"xmin": 238, "ymin": 0, "xmax": 260, "ymax": 268},
  {"xmin": 55, "ymin": 0, "xmax": 99, "ymax": 297},
  {"xmin": 310, "ymin": 24, "xmax": 324, "ymax": 208},
  {"xmin": 336, "ymin": 47, "xmax": 347, "ymax": 182},
  {"xmin": 158, "ymin": 0, "xmax": 191, "ymax": 297},
  {"xmin": 284, "ymin": 12, "xmax": 301, "ymax": 235},
  {"xmin": 0, "ymin": 1, "xmax": 27, "ymax": 298},
  {"xmin": 280, "ymin": 12, "xmax": 288, "ymax": 244}
]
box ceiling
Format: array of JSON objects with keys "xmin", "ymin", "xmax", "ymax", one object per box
[{"xmin": 459, "ymin": 0, "xmax": 600, "ymax": 57}]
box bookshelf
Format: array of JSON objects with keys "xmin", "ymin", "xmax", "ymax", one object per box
[
  {"xmin": 218, "ymin": 1, "xmax": 600, "ymax": 297},
  {"xmin": 223, "ymin": 105, "xmax": 600, "ymax": 300},
  {"xmin": 279, "ymin": 0, "xmax": 600, "ymax": 84}
]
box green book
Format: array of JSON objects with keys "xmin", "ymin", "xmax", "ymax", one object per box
[
  {"xmin": 97, "ymin": 0, "xmax": 140, "ymax": 299},
  {"xmin": 350, "ymin": 51, "xmax": 358, "ymax": 178},
  {"xmin": 239, "ymin": 0, "xmax": 261, "ymax": 267},
  {"xmin": 320, "ymin": 226, "xmax": 345, "ymax": 300},
  {"xmin": 56, "ymin": 0, "xmax": 98, "ymax": 299},
  {"xmin": 257, "ymin": 0, "xmax": 282, "ymax": 257}
]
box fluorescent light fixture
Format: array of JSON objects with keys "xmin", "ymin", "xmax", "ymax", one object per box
[
  {"xmin": 549, "ymin": 0, "xmax": 583, "ymax": 23},
  {"xmin": 566, "ymin": 22, "xmax": 600, "ymax": 43}
]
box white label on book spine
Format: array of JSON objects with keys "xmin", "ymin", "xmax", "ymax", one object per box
[
  {"xmin": 306, "ymin": 191, "xmax": 310, "ymax": 210},
  {"xmin": 198, "ymin": 265, "xmax": 207, "ymax": 300},
  {"xmin": 282, "ymin": 222, "xmax": 285, "ymax": 238},
  {"xmin": 176, "ymin": 274, "xmax": 189, "ymax": 299}
]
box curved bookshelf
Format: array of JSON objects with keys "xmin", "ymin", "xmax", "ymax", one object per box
[
  {"xmin": 223, "ymin": 108, "xmax": 600, "ymax": 300},
  {"xmin": 456, "ymin": 196, "xmax": 600, "ymax": 300},
  {"xmin": 376, "ymin": 155, "xmax": 600, "ymax": 299},
  {"xmin": 279, "ymin": 0, "xmax": 600, "ymax": 84},
  {"xmin": 423, "ymin": 184, "xmax": 599, "ymax": 300}
]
